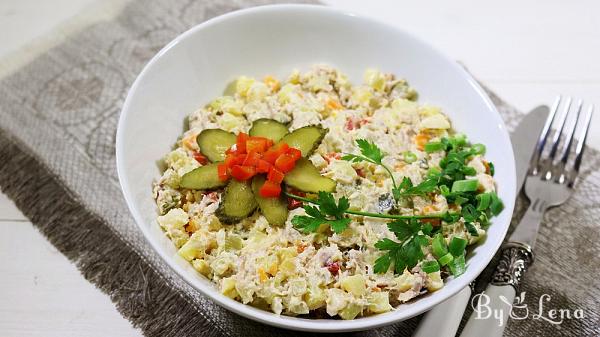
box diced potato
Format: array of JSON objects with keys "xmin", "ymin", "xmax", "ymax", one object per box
[
  {"xmin": 209, "ymin": 96, "xmax": 244, "ymax": 116},
  {"xmin": 235, "ymin": 76, "xmax": 255, "ymax": 97},
  {"xmin": 278, "ymin": 83, "xmax": 300, "ymax": 104},
  {"xmin": 164, "ymin": 148, "xmax": 199, "ymax": 176},
  {"xmin": 327, "ymin": 160, "xmax": 358, "ymax": 184},
  {"xmin": 289, "ymin": 279, "xmax": 308, "ymax": 296},
  {"xmin": 368, "ymin": 292, "xmax": 392, "ymax": 313},
  {"xmin": 178, "ymin": 233, "xmax": 208, "ymax": 261},
  {"xmin": 191, "ymin": 259, "xmax": 211, "ymax": 276},
  {"xmin": 279, "ymin": 257, "xmax": 296, "ymax": 276},
  {"xmin": 341, "ymin": 275, "xmax": 366, "ymax": 297},
  {"xmin": 224, "ymin": 234, "xmax": 243, "ymax": 251},
  {"xmin": 287, "ymin": 296, "xmax": 309, "ymax": 315},
  {"xmin": 350, "ymin": 86, "xmax": 373, "ymax": 107},
  {"xmin": 221, "ymin": 277, "xmax": 238, "ymax": 299},
  {"xmin": 420, "ymin": 114, "xmax": 451, "ymax": 130},
  {"xmin": 247, "ymin": 82, "xmax": 270, "ymax": 101},
  {"xmin": 339, "ymin": 302, "xmax": 362, "ymax": 320},
  {"xmin": 263, "ymin": 75, "xmax": 280, "ymax": 92},
  {"xmin": 157, "ymin": 208, "xmax": 189, "ymax": 248},
  {"xmin": 326, "ymin": 288, "xmax": 349, "ymax": 316},
  {"xmin": 364, "ymin": 68, "xmax": 386, "ymax": 92},
  {"xmin": 426, "ymin": 271, "xmax": 444, "ymax": 292},
  {"xmin": 211, "ymin": 255, "xmax": 233, "ymax": 276},
  {"xmin": 395, "ymin": 270, "xmax": 418, "ymax": 292},
  {"xmin": 276, "ymin": 247, "xmax": 298, "ymax": 261},
  {"xmin": 305, "ymin": 286, "xmax": 327, "ymax": 310},
  {"xmin": 235, "ymin": 282, "xmax": 255, "ymax": 304},
  {"xmin": 419, "ymin": 105, "xmax": 441, "ymax": 117},
  {"xmin": 217, "ymin": 112, "xmax": 246, "ymax": 132}
]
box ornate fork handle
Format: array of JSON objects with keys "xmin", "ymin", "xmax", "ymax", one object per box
[{"xmin": 491, "ymin": 242, "xmax": 534, "ymax": 292}]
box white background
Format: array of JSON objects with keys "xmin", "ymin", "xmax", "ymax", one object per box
[{"xmin": 1, "ymin": 0, "xmax": 598, "ymax": 336}]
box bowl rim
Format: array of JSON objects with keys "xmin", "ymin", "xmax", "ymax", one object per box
[{"xmin": 116, "ymin": 3, "xmax": 516, "ymax": 332}]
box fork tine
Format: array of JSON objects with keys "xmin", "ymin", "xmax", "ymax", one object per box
[
  {"xmin": 559, "ymin": 100, "xmax": 583, "ymax": 164},
  {"xmin": 530, "ymin": 96, "xmax": 561, "ymax": 174},
  {"xmin": 567, "ymin": 105, "xmax": 594, "ymax": 186},
  {"xmin": 555, "ymin": 100, "xmax": 583, "ymax": 183},
  {"xmin": 547, "ymin": 97, "xmax": 572, "ymax": 161}
]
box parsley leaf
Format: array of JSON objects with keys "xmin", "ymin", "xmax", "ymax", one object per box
[
  {"xmin": 290, "ymin": 192, "xmax": 352, "ymax": 234},
  {"xmin": 394, "ymin": 176, "xmax": 439, "ymax": 198},
  {"xmin": 374, "ymin": 219, "xmax": 429, "ymax": 274}
]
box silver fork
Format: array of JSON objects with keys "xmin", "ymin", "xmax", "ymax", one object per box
[{"xmin": 460, "ymin": 96, "xmax": 594, "ymax": 337}]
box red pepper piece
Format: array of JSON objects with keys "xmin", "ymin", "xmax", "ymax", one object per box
[
  {"xmin": 267, "ymin": 167, "xmax": 285, "ymax": 184},
  {"xmin": 217, "ymin": 163, "xmax": 229, "ymax": 181},
  {"xmin": 259, "ymin": 180, "xmax": 281, "ymax": 197},
  {"xmin": 230, "ymin": 165, "xmax": 256, "ymax": 181}
]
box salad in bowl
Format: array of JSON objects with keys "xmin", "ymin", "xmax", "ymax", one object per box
[{"xmin": 153, "ymin": 66, "xmax": 503, "ymax": 320}]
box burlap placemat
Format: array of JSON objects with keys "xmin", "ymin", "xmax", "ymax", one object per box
[{"xmin": 0, "ymin": 0, "xmax": 598, "ymax": 336}]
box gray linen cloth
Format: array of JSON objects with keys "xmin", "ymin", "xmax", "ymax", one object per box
[{"xmin": 0, "ymin": 0, "xmax": 598, "ymax": 336}]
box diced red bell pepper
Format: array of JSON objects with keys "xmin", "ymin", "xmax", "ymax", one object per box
[
  {"xmin": 192, "ymin": 151, "xmax": 208, "ymax": 165},
  {"xmin": 263, "ymin": 143, "xmax": 290, "ymax": 164},
  {"xmin": 259, "ymin": 180, "xmax": 282, "ymax": 198},
  {"xmin": 256, "ymin": 159, "xmax": 272, "ymax": 173},
  {"xmin": 224, "ymin": 154, "xmax": 236, "ymax": 168},
  {"xmin": 285, "ymin": 147, "xmax": 302, "ymax": 161},
  {"xmin": 230, "ymin": 165, "xmax": 256, "ymax": 181},
  {"xmin": 217, "ymin": 163, "xmax": 229, "ymax": 181},
  {"xmin": 236, "ymin": 132, "xmax": 249, "ymax": 154},
  {"xmin": 267, "ymin": 167, "xmax": 285, "ymax": 184},
  {"xmin": 274, "ymin": 154, "xmax": 297, "ymax": 173},
  {"xmin": 242, "ymin": 151, "xmax": 261, "ymax": 167},
  {"xmin": 246, "ymin": 137, "xmax": 269, "ymax": 153}
]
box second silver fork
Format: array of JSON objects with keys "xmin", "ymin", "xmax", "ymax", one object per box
[{"xmin": 460, "ymin": 96, "xmax": 593, "ymax": 337}]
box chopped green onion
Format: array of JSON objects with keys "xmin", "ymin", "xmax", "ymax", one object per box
[
  {"xmin": 476, "ymin": 193, "xmax": 492, "ymax": 211},
  {"xmin": 449, "ymin": 236, "xmax": 468, "ymax": 256},
  {"xmin": 449, "ymin": 254, "xmax": 466, "ymax": 276},
  {"xmin": 422, "ymin": 223, "xmax": 433, "ymax": 235},
  {"xmin": 461, "ymin": 166, "xmax": 477, "ymax": 176},
  {"xmin": 432, "ymin": 233, "xmax": 448, "ymax": 258},
  {"xmin": 489, "ymin": 193, "xmax": 504, "ymax": 215},
  {"xmin": 438, "ymin": 252, "xmax": 454, "ymax": 266},
  {"xmin": 471, "ymin": 143, "xmax": 486, "ymax": 155},
  {"xmin": 439, "ymin": 185, "xmax": 450, "ymax": 196},
  {"xmin": 465, "ymin": 222, "xmax": 479, "ymax": 237},
  {"xmin": 427, "ymin": 167, "xmax": 441, "ymax": 178},
  {"xmin": 454, "ymin": 195, "xmax": 469, "ymax": 205},
  {"xmin": 488, "ymin": 162, "xmax": 495, "ymax": 176},
  {"xmin": 448, "ymin": 134, "xmax": 467, "ymax": 148},
  {"xmin": 451, "ymin": 179, "xmax": 479, "ymax": 193},
  {"xmin": 421, "ymin": 260, "xmax": 440, "ymax": 273},
  {"xmin": 403, "ymin": 151, "xmax": 417, "ymax": 163},
  {"xmin": 425, "ymin": 142, "xmax": 445, "ymax": 153}
]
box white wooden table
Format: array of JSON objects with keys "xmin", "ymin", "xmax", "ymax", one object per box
[{"xmin": 1, "ymin": 0, "xmax": 598, "ymax": 335}]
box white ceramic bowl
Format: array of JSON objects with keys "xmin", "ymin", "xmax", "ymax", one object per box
[{"xmin": 116, "ymin": 4, "xmax": 516, "ymax": 332}]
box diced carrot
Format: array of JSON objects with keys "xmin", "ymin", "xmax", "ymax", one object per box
[
  {"xmin": 415, "ymin": 133, "xmax": 430, "ymax": 151},
  {"xmin": 259, "ymin": 180, "xmax": 281, "ymax": 198},
  {"xmin": 267, "ymin": 167, "xmax": 285, "ymax": 184},
  {"xmin": 326, "ymin": 99, "xmax": 342, "ymax": 110}
]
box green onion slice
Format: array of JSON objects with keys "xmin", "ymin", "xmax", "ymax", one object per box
[
  {"xmin": 471, "ymin": 143, "xmax": 486, "ymax": 155},
  {"xmin": 432, "ymin": 233, "xmax": 448, "ymax": 258},
  {"xmin": 438, "ymin": 252, "xmax": 454, "ymax": 266},
  {"xmin": 451, "ymin": 179, "xmax": 479, "ymax": 193},
  {"xmin": 449, "ymin": 254, "xmax": 466, "ymax": 276},
  {"xmin": 403, "ymin": 151, "xmax": 417, "ymax": 163},
  {"xmin": 449, "ymin": 236, "xmax": 468, "ymax": 257},
  {"xmin": 421, "ymin": 260, "xmax": 440, "ymax": 273},
  {"xmin": 425, "ymin": 142, "xmax": 445, "ymax": 153}
]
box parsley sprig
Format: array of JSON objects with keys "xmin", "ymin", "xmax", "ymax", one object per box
[
  {"xmin": 373, "ymin": 218, "xmax": 432, "ymax": 274},
  {"xmin": 291, "ymin": 192, "xmax": 352, "ymax": 233}
]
